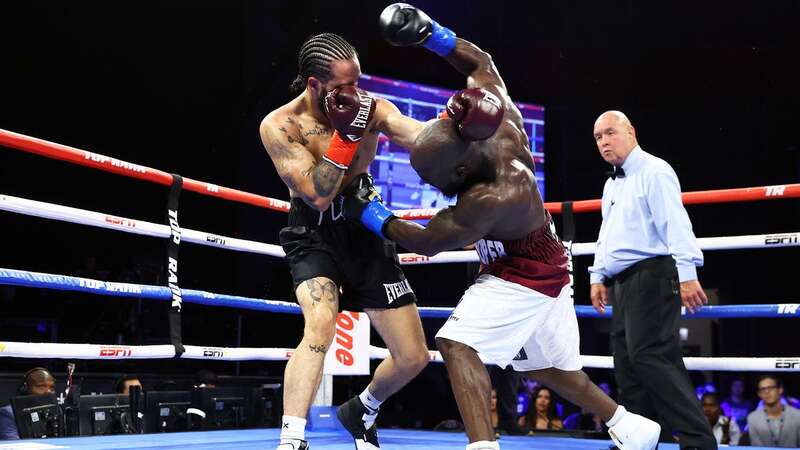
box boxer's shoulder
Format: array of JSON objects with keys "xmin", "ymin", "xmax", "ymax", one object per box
[{"xmin": 261, "ymin": 107, "xmax": 331, "ymax": 152}]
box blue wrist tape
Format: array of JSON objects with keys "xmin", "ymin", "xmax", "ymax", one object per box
[
  {"xmin": 360, "ymin": 199, "xmax": 395, "ymax": 239},
  {"xmin": 423, "ymin": 20, "xmax": 456, "ymax": 57}
]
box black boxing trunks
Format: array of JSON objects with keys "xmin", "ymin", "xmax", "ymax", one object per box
[{"xmin": 279, "ymin": 174, "xmax": 416, "ymax": 311}]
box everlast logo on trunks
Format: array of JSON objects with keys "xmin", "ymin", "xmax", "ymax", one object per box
[
  {"xmin": 383, "ymin": 279, "xmax": 413, "ymax": 304},
  {"xmin": 476, "ymin": 239, "xmax": 506, "ymax": 265}
]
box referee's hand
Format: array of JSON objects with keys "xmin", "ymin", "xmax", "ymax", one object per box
[
  {"xmin": 590, "ymin": 283, "xmax": 608, "ymax": 314},
  {"xmin": 680, "ymin": 279, "xmax": 708, "ymax": 314}
]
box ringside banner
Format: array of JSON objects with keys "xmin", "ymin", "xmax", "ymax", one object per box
[{"xmin": 323, "ymin": 311, "xmax": 370, "ymax": 375}]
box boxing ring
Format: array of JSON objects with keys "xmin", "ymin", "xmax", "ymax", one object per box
[{"xmin": 1, "ymin": 127, "xmax": 798, "ymax": 449}]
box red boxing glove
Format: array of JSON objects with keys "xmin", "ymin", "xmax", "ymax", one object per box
[
  {"xmin": 445, "ymin": 88, "xmax": 504, "ymax": 141},
  {"xmin": 323, "ymin": 86, "xmax": 376, "ymax": 169}
]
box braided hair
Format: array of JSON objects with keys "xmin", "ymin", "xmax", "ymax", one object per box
[{"xmin": 290, "ymin": 33, "xmax": 357, "ymax": 94}]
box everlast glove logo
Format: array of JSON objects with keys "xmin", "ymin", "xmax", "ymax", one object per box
[
  {"xmin": 383, "ymin": 279, "xmax": 413, "ymax": 304},
  {"xmin": 775, "ymin": 358, "xmax": 800, "ymax": 369},
  {"xmin": 346, "ymin": 93, "xmax": 373, "ymax": 141},
  {"xmin": 481, "ymin": 90, "xmax": 502, "ymax": 109}
]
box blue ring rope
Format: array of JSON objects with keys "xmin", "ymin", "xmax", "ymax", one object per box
[{"xmin": 1, "ymin": 268, "xmax": 797, "ymax": 319}]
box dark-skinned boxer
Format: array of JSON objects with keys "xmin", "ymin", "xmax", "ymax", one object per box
[
  {"xmin": 260, "ymin": 33, "xmax": 431, "ymax": 450},
  {"xmin": 343, "ymin": 4, "xmax": 662, "ymax": 450}
]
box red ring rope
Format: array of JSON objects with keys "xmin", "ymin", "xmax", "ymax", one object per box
[{"xmin": 2, "ymin": 128, "xmax": 798, "ymax": 219}]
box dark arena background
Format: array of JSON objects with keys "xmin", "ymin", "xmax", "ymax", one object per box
[{"xmin": 0, "ymin": 1, "xmax": 798, "ymax": 448}]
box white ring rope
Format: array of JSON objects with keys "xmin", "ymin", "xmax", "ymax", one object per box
[
  {"xmin": 0, "ymin": 341, "xmax": 796, "ymax": 372},
  {"xmin": 2, "ymin": 194, "xmax": 798, "ymax": 266}
]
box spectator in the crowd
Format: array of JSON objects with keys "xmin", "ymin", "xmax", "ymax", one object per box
[
  {"xmin": 0, "ymin": 368, "xmax": 56, "ymax": 440},
  {"xmin": 194, "ymin": 369, "xmax": 218, "ymax": 388},
  {"xmin": 115, "ymin": 375, "xmax": 143, "ymax": 394},
  {"xmin": 518, "ymin": 386, "xmax": 563, "ymax": 431},
  {"xmin": 702, "ymin": 392, "xmax": 740, "ymax": 445},
  {"xmin": 722, "ymin": 377, "xmax": 755, "ymax": 431},
  {"xmin": 747, "ymin": 375, "xmax": 800, "ymax": 447}
]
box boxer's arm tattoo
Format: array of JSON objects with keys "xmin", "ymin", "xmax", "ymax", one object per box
[
  {"xmin": 274, "ymin": 118, "xmax": 341, "ymax": 198},
  {"xmin": 270, "ymin": 140, "xmax": 301, "ymax": 190},
  {"xmin": 308, "ymin": 344, "xmax": 327, "ymax": 353},
  {"xmin": 304, "ymin": 279, "xmax": 337, "ymax": 305},
  {"xmin": 311, "ymin": 161, "xmax": 343, "ymax": 197}
]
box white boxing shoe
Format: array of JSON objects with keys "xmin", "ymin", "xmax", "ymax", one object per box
[
  {"xmin": 608, "ymin": 407, "xmax": 660, "ymax": 450},
  {"xmin": 276, "ymin": 439, "xmax": 309, "ymax": 450}
]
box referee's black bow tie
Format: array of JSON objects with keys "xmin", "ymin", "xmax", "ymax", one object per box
[{"xmin": 609, "ymin": 166, "xmax": 625, "ymax": 180}]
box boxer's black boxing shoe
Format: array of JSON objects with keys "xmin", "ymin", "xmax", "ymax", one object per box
[{"xmin": 337, "ymin": 396, "xmax": 380, "ymax": 449}]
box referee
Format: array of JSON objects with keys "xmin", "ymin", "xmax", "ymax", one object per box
[{"xmin": 588, "ymin": 110, "xmax": 716, "ymax": 450}]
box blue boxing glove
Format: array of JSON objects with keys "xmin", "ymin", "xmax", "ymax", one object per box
[
  {"xmin": 343, "ymin": 182, "xmax": 397, "ymax": 239},
  {"xmin": 378, "ymin": 3, "xmax": 456, "ymax": 57}
]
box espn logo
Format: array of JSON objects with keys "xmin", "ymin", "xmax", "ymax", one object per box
[
  {"xmin": 399, "ymin": 254, "xmax": 429, "ymax": 264},
  {"xmin": 99, "ymin": 346, "xmax": 132, "ymax": 357},
  {"xmin": 202, "ymin": 348, "xmax": 225, "ymax": 358},
  {"xmin": 105, "ymin": 215, "xmax": 137, "ymax": 228},
  {"xmin": 775, "ymin": 359, "xmax": 800, "ymax": 369},
  {"xmin": 206, "ymin": 235, "xmax": 227, "ymax": 246},
  {"xmin": 777, "ymin": 304, "xmax": 800, "ymax": 315},
  {"xmin": 764, "ymin": 233, "xmax": 799, "ymax": 245}
]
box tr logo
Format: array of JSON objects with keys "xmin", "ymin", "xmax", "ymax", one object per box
[{"xmin": 765, "ymin": 185, "xmax": 786, "ymax": 196}]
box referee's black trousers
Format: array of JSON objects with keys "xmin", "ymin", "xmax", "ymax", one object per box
[{"xmin": 609, "ymin": 255, "xmax": 716, "ymax": 450}]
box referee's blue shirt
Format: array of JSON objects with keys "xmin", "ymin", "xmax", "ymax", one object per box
[{"xmin": 588, "ymin": 146, "xmax": 703, "ymax": 284}]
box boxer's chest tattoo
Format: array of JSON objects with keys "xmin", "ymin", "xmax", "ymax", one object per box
[{"xmin": 279, "ymin": 117, "xmax": 330, "ymax": 147}]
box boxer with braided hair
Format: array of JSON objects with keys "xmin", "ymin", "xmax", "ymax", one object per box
[{"xmin": 260, "ymin": 32, "xmax": 432, "ymax": 450}]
